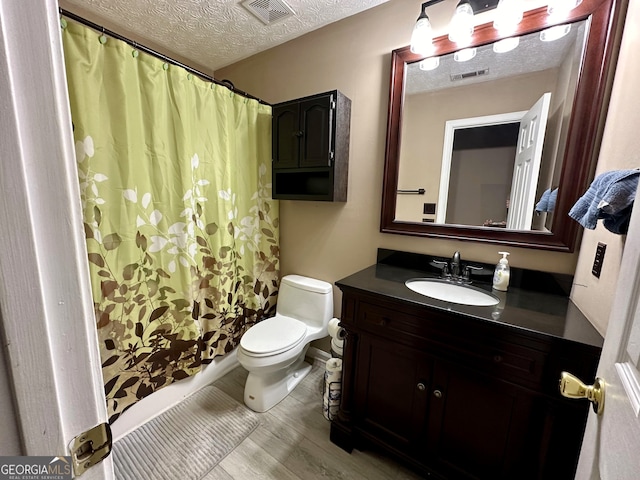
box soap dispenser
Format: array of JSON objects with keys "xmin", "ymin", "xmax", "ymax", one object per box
[{"xmin": 493, "ymin": 251, "xmax": 510, "ymax": 291}]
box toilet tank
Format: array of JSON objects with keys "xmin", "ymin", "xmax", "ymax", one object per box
[{"xmin": 276, "ymin": 275, "xmax": 333, "ymax": 329}]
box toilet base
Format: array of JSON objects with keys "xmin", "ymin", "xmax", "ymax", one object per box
[{"xmin": 243, "ymin": 354, "xmax": 312, "ymax": 412}]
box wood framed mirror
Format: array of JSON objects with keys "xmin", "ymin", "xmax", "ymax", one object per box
[{"xmin": 380, "ymin": 0, "xmax": 623, "ymax": 252}]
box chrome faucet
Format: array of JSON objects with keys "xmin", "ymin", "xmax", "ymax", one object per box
[
  {"xmin": 434, "ymin": 251, "xmax": 482, "ymax": 284},
  {"xmin": 450, "ymin": 251, "xmax": 461, "ymax": 278}
]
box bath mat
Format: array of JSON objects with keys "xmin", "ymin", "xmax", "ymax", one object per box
[{"xmin": 112, "ymin": 386, "xmax": 260, "ymax": 480}]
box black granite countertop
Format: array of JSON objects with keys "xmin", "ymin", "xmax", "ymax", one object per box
[{"xmin": 335, "ymin": 249, "xmax": 603, "ymax": 349}]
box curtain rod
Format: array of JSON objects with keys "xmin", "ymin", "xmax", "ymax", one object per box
[{"xmin": 59, "ymin": 8, "xmax": 271, "ymax": 106}]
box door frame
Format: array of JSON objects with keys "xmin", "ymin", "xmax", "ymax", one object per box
[
  {"xmin": 0, "ymin": 0, "xmax": 112, "ymax": 477},
  {"xmin": 437, "ymin": 111, "xmax": 525, "ymax": 223}
]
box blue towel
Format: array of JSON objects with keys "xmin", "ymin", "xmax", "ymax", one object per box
[
  {"xmin": 568, "ymin": 169, "xmax": 640, "ymax": 234},
  {"xmin": 535, "ymin": 188, "xmax": 558, "ymax": 212},
  {"xmin": 547, "ymin": 188, "xmax": 558, "ymax": 212},
  {"xmin": 535, "ymin": 188, "xmax": 551, "ymax": 212}
]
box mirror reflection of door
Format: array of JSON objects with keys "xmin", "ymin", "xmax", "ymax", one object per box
[
  {"xmin": 441, "ymin": 113, "xmax": 522, "ymax": 226},
  {"xmin": 441, "ymin": 93, "xmax": 551, "ymax": 229},
  {"xmin": 506, "ymin": 92, "xmax": 552, "ymax": 229}
]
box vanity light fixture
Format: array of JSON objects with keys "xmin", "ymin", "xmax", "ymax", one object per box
[
  {"xmin": 493, "ymin": 0, "xmax": 524, "ymax": 34},
  {"xmin": 419, "ymin": 56, "xmax": 441, "ymax": 70},
  {"xmin": 411, "ymin": 0, "xmax": 583, "ymax": 51},
  {"xmin": 540, "ymin": 23, "xmax": 571, "ymax": 41},
  {"xmin": 454, "ymin": 47, "xmax": 477, "ymax": 61},
  {"xmin": 410, "ymin": 2, "xmax": 435, "ymax": 55},
  {"xmin": 448, "ymin": 0, "xmax": 476, "ymax": 45},
  {"xmin": 547, "ymin": 0, "xmax": 583, "ymax": 19},
  {"xmin": 493, "ymin": 36, "xmax": 519, "ymax": 53}
]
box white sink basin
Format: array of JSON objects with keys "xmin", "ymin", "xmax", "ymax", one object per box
[{"xmin": 405, "ymin": 278, "xmax": 499, "ymax": 306}]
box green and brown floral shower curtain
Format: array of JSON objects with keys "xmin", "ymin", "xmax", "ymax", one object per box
[{"xmin": 61, "ymin": 19, "xmax": 279, "ymax": 422}]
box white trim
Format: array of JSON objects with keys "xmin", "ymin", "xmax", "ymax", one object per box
[
  {"xmin": 437, "ymin": 111, "xmax": 526, "ymax": 223},
  {"xmin": 307, "ymin": 346, "xmax": 331, "ymax": 363},
  {"xmin": 615, "ymin": 362, "xmax": 640, "ymax": 417},
  {"xmin": 0, "ymin": 1, "xmax": 111, "ymax": 477}
]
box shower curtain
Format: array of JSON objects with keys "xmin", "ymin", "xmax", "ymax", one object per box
[{"xmin": 61, "ymin": 19, "xmax": 279, "ymax": 422}]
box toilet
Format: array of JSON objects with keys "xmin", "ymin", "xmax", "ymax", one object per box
[{"xmin": 237, "ymin": 274, "xmax": 333, "ymax": 412}]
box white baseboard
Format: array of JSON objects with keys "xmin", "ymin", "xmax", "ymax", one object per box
[{"xmin": 307, "ymin": 346, "xmax": 331, "ymax": 364}]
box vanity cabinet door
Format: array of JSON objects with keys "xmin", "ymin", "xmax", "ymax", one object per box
[
  {"xmin": 353, "ymin": 334, "xmax": 432, "ymax": 452},
  {"xmin": 423, "ymin": 361, "xmax": 537, "ymax": 480}
]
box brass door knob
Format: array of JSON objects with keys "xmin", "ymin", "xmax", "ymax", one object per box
[
  {"xmin": 417, "ymin": 383, "xmax": 426, "ymax": 391},
  {"xmin": 559, "ymin": 371, "xmax": 605, "ymax": 415},
  {"xmin": 433, "ymin": 389, "xmax": 442, "ymax": 399}
]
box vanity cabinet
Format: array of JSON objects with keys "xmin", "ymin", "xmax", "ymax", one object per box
[
  {"xmin": 272, "ymin": 90, "xmax": 350, "ymax": 201},
  {"xmin": 331, "ymin": 288, "xmax": 601, "ymax": 480}
]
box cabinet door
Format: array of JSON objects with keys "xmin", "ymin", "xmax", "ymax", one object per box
[
  {"xmin": 272, "ymin": 103, "xmax": 299, "ymax": 168},
  {"xmin": 424, "ymin": 362, "xmax": 537, "ymax": 480},
  {"xmin": 353, "ymin": 335, "xmax": 432, "ymax": 451},
  {"xmin": 299, "ymin": 95, "xmax": 333, "ymax": 167}
]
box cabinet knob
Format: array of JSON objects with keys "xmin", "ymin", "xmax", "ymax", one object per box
[
  {"xmin": 417, "ymin": 383, "xmax": 426, "ymax": 391},
  {"xmin": 293, "ymin": 131, "xmax": 304, "ymax": 137},
  {"xmin": 433, "ymin": 389, "xmax": 443, "ymax": 399},
  {"xmin": 380, "ymin": 317, "xmax": 390, "ymax": 326},
  {"xmin": 493, "ymin": 354, "xmax": 503, "ymax": 363}
]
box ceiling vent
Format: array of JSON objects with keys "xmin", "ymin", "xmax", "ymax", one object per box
[
  {"xmin": 451, "ymin": 69, "xmax": 490, "ymax": 81},
  {"xmin": 241, "ymin": 0, "xmax": 295, "ymax": 25}
]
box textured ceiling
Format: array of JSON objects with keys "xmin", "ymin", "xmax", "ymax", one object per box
[{"xmin": 61, "ymin": 0, "xmax": 390, "ymax": 71}]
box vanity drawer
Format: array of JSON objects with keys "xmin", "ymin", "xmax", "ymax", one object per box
[
  {"xmin": 355, "ymin": 300, "xmax": 431, "ymax": 341},
  {"xmin": 440, "ymin": 338, "xmax": 546, "ymax": 388},
  {"xmin": 354, "ymin": 300, "xmax": 546, "ymax": 388}
]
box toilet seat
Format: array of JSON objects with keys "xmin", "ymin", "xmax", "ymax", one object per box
[{"xmin": 240, "ymin": 316, "xmax": 307, "ymax": 357}]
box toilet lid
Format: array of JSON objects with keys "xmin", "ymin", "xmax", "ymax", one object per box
[{"xmin": 240, "ymin": 315, "xmax": 307, "ymax": 356}]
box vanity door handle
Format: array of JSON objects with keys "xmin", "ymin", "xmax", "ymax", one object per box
[
  {"xmin": 433, "ymin": 389, "xmax": 443, "ymax": 399},
  {"xmin": 417, "ymin": 383, "xmax": 426, "ymax": 391},
  {"xmin": 493, "ymin": 354, "xmax": 503, "ymax": 363},
  {"xmin": 375, "ymin": 317, "xmax": 390, "ymax": 327}
]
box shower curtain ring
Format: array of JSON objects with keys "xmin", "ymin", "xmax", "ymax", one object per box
[{"xmin": 99, "ymin": 26, "xmax": 107, "ymax": 45}]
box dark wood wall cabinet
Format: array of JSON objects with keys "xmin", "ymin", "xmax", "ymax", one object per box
[
  {"xmin": 331, "ymin": 262, "xmax": 603, "ymax": 480},
  {"xmin": 272, "ymin": 90, "xmax": 350, "ymax": 201}
]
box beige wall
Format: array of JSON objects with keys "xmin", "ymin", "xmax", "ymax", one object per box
[
  {"xmin": 216, "ymin": 0, "xmax": 581, "ymax": 320},
  {"xmin": 570, "ymin": 0, "xmax": 638, "ymax": 337}
]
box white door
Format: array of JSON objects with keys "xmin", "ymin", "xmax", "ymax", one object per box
[
  {"xmin": 573, "ymin": 189, "xmax": 640, "ymax": 478},
  {"xmin": 0, "ymin": 0, "xmax": 113, "ymax": 478},
  {"xmin": 506, "ymin": 93, "xmax": 551, "ymax": 230}
]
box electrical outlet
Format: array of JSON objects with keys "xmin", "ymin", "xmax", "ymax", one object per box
[{"xmin": 592, "ymin": 242, "xmax": 606, "ymax": 278}]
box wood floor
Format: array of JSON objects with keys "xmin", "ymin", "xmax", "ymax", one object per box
[{"xmin": 204, "ymin": 358, "xmax": 424, "ymax": 480}]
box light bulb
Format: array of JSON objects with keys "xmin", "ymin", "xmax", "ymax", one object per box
[
  {"xmin": 454, "ymin": 47, "xmax": 477, "ymax": 62},
  {"xmin": 540, "ymin": 24, "xmax": 571, "ymax": 41},
  {"xmin": 493, "ymin": 37, "xmax": 519, "ymax": 53},
  {"xmin": 448, "ymin": 1, "xmax": 475, "ymax": 46},
  {"xmin": 419, "ymin": 57, "xmax": 440, "ymax": 71},
  {"xmin": 410, "ymin": 14, "xmax": 434, "ymax": 55},
  {"xmin": 547, "ymin": 0, "xmax": 583, "ymax": 19},
  {"xmin": 493, "ymin": 0, "xmax": 524, "ymax": 35}
]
